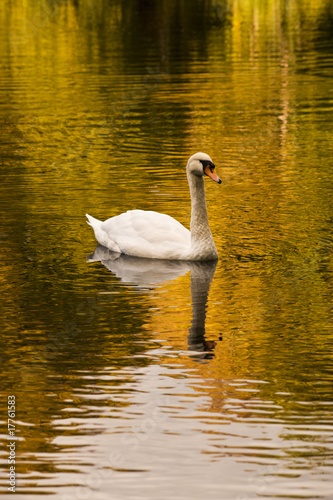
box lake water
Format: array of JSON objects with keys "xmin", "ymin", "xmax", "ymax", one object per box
[{"xmin": 1, "ymin": 1, "xmax": 333, "ymax": 498}]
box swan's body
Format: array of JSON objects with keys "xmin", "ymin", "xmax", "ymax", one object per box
[{"xmin": 86, "ymin": 152, "xmax": 221, "ymax": 261}]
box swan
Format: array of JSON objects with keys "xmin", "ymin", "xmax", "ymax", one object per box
[{"xmin": 86, "ymin": 152, "xmax": 221, "ymax": 261}]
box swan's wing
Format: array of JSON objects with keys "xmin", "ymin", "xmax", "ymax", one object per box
[{"xmin": 101, "ymin": 210, "xmax": 191, "ymax": 259}]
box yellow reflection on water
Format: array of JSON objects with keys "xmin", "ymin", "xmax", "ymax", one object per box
[{"xmin": 1, "ymin": 0, "xmax": 333, "ymax": 497}]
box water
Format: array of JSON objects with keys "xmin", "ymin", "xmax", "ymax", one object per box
[{"xmin": 1, "ymin": 0, "xmax": 333, "ymax": 498}]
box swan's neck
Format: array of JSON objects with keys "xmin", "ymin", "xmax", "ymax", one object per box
[{"xmin": 188, "ymin": 173, "xmax": 217, "ymax": 259}]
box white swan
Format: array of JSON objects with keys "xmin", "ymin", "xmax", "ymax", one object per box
[{"xmin": 86, "ymin": 152, "xmax": 221, "ymax": 261}]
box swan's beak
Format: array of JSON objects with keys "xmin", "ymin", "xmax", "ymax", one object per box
[{"xmin": 204, "ymin": 165, "xmax": 222, "ymax": 184}]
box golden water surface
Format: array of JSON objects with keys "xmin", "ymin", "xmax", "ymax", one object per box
[{"xmin": 0, "ymin": 1, "xmax": 333, "ymax": 498}]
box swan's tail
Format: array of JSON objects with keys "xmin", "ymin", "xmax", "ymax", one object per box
[
  {"xmin": 86, "ymin": 213, "xmax": 120, "ymax": 252},
  {"xmin": 86, "ymin": 214, "xmax": 103, "ymax": 242},
  {"xmin": 86, "ymin": 213, "xmax": 102, "ymax": 228}
]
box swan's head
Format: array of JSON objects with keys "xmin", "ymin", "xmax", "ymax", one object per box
[{"xmin": 187, "ymin": 152, "xmax": 221, "ymax": 184}]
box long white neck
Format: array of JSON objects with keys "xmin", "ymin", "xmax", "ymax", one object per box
[{"xmin": 187, "ymin": 172, "xmax": 218, "ymax": 259}]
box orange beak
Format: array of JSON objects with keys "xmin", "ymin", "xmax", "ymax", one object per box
[{"xmin": 204, "ymin": 165, "xmax": 222, "ymax": 184}]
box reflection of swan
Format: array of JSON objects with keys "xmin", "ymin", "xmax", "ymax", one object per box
[
  {"xmin": 88, "ymin": 248, "xmax": 219, "ymax": 358},
  {"xmin": 86, "ymin": 152, "xmax": 221, "ymax": 261},
  {"xmin": 187, "ymin": 260, "xmax": 218, "ymax": 360},
  {"xmin": 87, "ymin": 245, "xmax": 191, "ymax": 286}
]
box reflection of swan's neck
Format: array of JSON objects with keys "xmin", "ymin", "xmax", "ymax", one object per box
[
  {"xmin": 187, "ymin": 261, "xmax": 217, "ymax": 353},
  {"xmin": 188, "ymin": 274, "xmax": 209, "ymax": 344},
  {"xmin": 188, "ymin": 173, "xmax": 216, "ymax": 256}
]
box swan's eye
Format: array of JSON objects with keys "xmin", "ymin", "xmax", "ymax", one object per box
[{"xmin": 201, "ymin": 160, "xmax": 215, "ymax": 175}]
